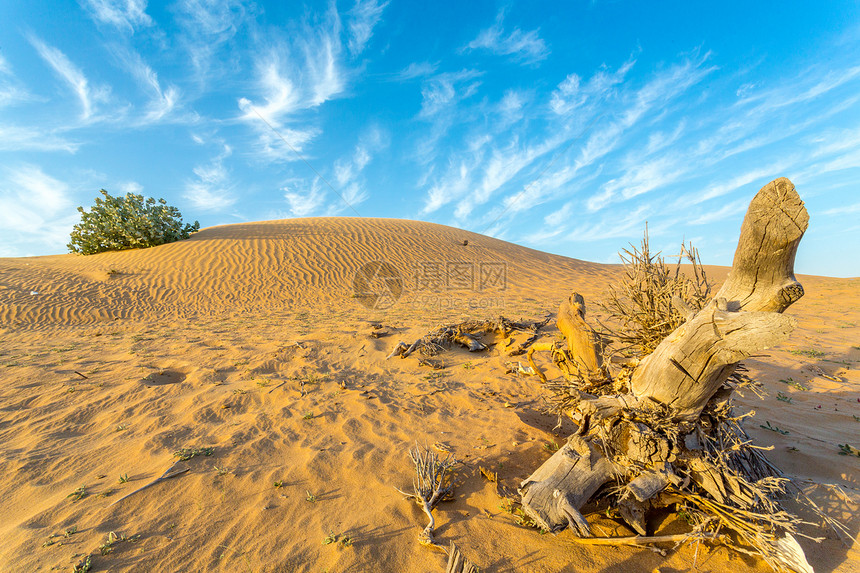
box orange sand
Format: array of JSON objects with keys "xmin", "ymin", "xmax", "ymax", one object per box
[{"xmin": 0, "ymin": 218, "xmax": 857, "ymax": 572}]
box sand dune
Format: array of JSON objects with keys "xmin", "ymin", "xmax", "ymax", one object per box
[{"xmin": 0, "ymin": 218, "xmax": 857, "ymax": 572}]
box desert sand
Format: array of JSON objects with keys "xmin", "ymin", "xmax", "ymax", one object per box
[{"xmin": 0, "ymin": 217, "xmax": 857, "ymax": 572}]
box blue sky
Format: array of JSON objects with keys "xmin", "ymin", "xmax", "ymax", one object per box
[{"xmin": 1, "ymin": 1, "xmax": 859, "ymax": 276}]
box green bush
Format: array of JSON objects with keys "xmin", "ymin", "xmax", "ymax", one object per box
[{"xmin": 68, "ymin": 189, "xmax": 200, "ymax": 255}]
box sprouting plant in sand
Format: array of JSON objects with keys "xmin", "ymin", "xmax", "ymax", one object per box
[
  {"xmin": 67, "ymin": 486, "xmax": 88, "ymax": 502},
  {"xmin": 173, "ymin": 446, "xmax": 214, "ymax": 461},
  {"xmin": 73, "ymin": 555, "xmax": 91, "ymax": 573},
  {"xmin": 397, "ymin": 444, "xmax": 457, "ymax": 547}
]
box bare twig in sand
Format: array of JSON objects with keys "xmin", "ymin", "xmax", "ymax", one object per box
[
  {"xmin": 397, "ymin": 444, "xmax": 457, "ymax": 547},
  {"xmin": 108, "ymin": 461, "xmax": 190, "ymax": 507},
  {"xmin": 74, "ymin": 370, "xmax": 89, "ymax": 380}
]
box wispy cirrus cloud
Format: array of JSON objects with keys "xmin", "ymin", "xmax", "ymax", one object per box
[
  {"xmin": 0, "ymin": 54, "xmax": 32, "ymax": 108},
  {"xmin": 238, "ymin": 6, "xmax": 347, "ymax": 159},
  {"xmin": 174, "ymin": 0, "xmax": 250, "ymax": 82},
  {"xmin": 183, "ymin": 145, "xmax": 237, "ymax": 211},
  {"xmin": 395, "ymin": 61, "xmax": 438, "ymax": 82},
  {"xmin": 28, "ymin": 34, "xmax": 111, "ymax": 120},
  {"xmin": 465, "ymin": 10, "xmax": 549, "ymax": 65},
  {"xmin": 80, "ymin": 0, "xmax": 153, "ymax": 33},
  {"xmin": 333, "ymin": 125, "xmax": 388, "ymax": 209},
  {"xmin": 0, "ymin": 165, "xmax": 77, "ymax": 256},
  {"xmin": 0, "ymin": 125, "xmax": 81, "ymax": 153},
  {"xmin": 346, "ymin": 0, "xmax": 388, "ymax": 56},
  {"xmin": 418, "ymin": 69, "xmax": 482, "ymax": 118},
  {"xmin": 550, "ymin": 58, "xmax": 635, "ymax": 116},
  {"xmin": 283, "ymin": 178, "xmax": 326, "ymax": 216},
  {"xmin": 111, "ymin": 46, "xmax": 186, "ymax": 124}
]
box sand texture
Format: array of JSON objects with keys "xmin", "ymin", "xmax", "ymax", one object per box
[{"xmin": 0, "ymin": 218, "xmax": 857, "ymax": 573}]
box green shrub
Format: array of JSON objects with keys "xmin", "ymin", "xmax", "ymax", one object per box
[{"xmin": 68, "ymin": 189, "xmax": 199, "ymax": 255}]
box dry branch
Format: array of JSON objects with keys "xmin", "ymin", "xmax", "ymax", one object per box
[
  {"xmin": 399, "ymin": 444, "xmax": 457, "ymax": 547},
  {"xmin": 387, "ymin": 316, "xmax": 550, "ymax": 361}
]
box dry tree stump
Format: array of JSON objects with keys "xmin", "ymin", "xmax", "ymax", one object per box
[{"xmin": 519, "ymin": 178, "xmax": 821, "ymax": 572}]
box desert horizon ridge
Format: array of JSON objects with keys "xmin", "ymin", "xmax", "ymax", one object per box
[{"xmin": 0, "ymin": 216, "xmax": 858, "ymax": 572}]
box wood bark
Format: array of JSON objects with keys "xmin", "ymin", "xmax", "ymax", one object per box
[{"xmin": 630, "ymin": 178, "xmax": 808, "ymax": 418}]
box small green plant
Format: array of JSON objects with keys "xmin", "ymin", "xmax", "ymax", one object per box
[
  {"xmin": 67, "ymin": 486, "xmax": 88, "ymax": 502},
  {"xmin": 302, "ymin": 412, "xmax": 314, "ymax": 420},
  {"xmin": 99, "ymin": 531, "xmax": 120, "ymax": 555},
  {"xmin": 174, "ymin": 446, "xmax": 214, "ymax": 460},
  {"xmin": 779, "ymin": 377, "xmax": 809, "ymax": 391},
  {"xmin": 760, "ymin": 421, "xmax": 789, "ymax": 435},
  {"xmin": 462, "ymin": 362, "xmax": 474, "ymax": 370},
  {"xmin": 306, "ymin": 490, "xmax": 317, "ymax": 502},
  {"xmin": 776, "ymin": 392, "xmax": 793, "ymax": 404},
  {"xmin": 118, "ymin": 473, "xmax": 129, "ymax": 484},
  {"xmin": 853, "ymin": 415, "xmax": 860, "ymax": 422},
  {"xmin": 340, "ymin": 535, "xmax": 353, "ymax": 547},
  {"xmin": 273, "ymin": 480, "xmax": 284, "ymax": 488},
  {"xmin": 214, "ymin": 466, "xmax": 229, "ymax": 477},
  {"xmin": 73, "ymin": 555, "xmax": 91, "ymax": 573},
  {"xmin": 65, "ymin": 526, "xmax": 78, "ymax": 538},
  {"xmin": 838, "ymin": 444, "xmax": 860, "ymax": 457},
  {"xmin": 115, "ymin": 424, "xmax": 127, "ymax": 431},
  {"xmin": 322, "ymin": 531, "xmax": 337, "ymax": 545},
  {"xmin": 99, "ymin": 489, "xmax": 115, "ymax": 498},
  {"xmin": 543, "ymin": 439, "xmax": 560, "ymax": 453},
  {"xmin": 789, "ymin": 348, "xmax": 825, "ymax": 359},
  {"xmin": 68, "ymin": 189, "xmax": 199, "ymax": 255}
]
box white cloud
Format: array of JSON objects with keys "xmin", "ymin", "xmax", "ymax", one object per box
[
  {"xmin": 678, "ymin": 164, "xmax": 788, "ymax": 206},
  {"xmin": 283, "ymin": 179, "xmax": 326, "ymax": 216},
  {"xmin": 0, "ymin": 53, "xmax": 27, "ymax": 106},
  {"xmin": 28, "ymin": 35, "xmax": 110, "ymax": 120},
  {"xmin": 119, "ymin": 181, "xmax": 144, "ymax": 194},
  {"xmin": 183, "ymin": 146, "xmax": 237, "ymax": 211},
  {"xmin": 822, "ymin": 202, "xmax": 860, "ymax": 216},
  {"xmin": 689, "ymin": 197, "xmax": 749, "ymax": 225},
  {"xmin": 174, "ymin": 0, "xmax": 250, "ymax": 81},
  {"xmin": 238, "ymin": 7, "xmax": 347, "ymax": 159},
  {"xmin": 465, "ymin": 10, "xmax": 549, "ymax": 65},
  {"xmin": 419, "ymin": 69, "xmax": 482, "ymax": 118},
  {"xmin": 395, "ymin": 61, "xmax": 438, "ymax": 81},
  {"xmin": 0, "ymin": 125, "xmax": 81, "ymax": 153},
  {"xmin": 347, "ymin": 0, "xmax": 388, "ymax": 56},
  {"xmin": 0, "ymin": 165, "xmax": 77, "ymax": 255},
  {"xmin": 80, "ymin": 0, "xmax": 153, "ymax": 33},
  {"xmin": 587, "ymin": 155, "xmax": 686, "ymax": 212},
  {"xmin": 550, "ymin": 58, "xmax": 635, "ymax": 116},
  {"xmin": 112, "ymin": 47, "xmax": 183, "ymax": 123},
  {"xmin": 331, "ymin": 126, "xmax": 388, "ymax": 209}
]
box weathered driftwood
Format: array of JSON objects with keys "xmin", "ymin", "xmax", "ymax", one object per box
[
  {"xmin": 445, "ymin": 542, "xmax": 480, "ymax": 573},
  {"xmin": 556, "ymin": 293, "xmax": 604, "ymax": 379},
  {"xmin": 519, "ymin": 434, "xmax": 617, "ymax": 535},
  {"xmin": 519, "ymin": 178, "xmax": 823, "ymax": 573},
  {"xmin": 387, "ymin": 316, "xmax": 551, "ymax": 361}
]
